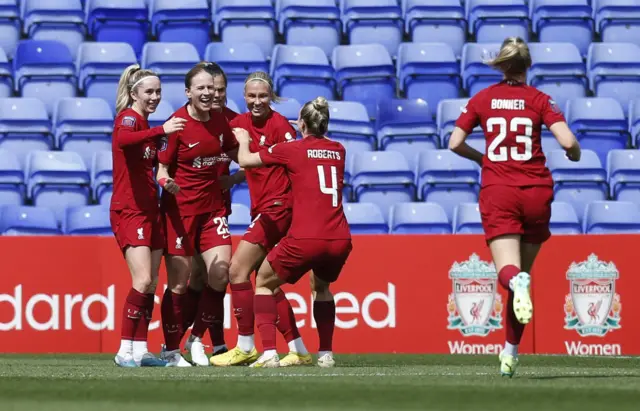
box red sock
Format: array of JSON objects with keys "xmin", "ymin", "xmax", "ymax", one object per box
[
  {"xmin": 506, "ymin": 291, "xmax": 526, "ymax": 345},
  {"xmin": 134, "ymin": 293, "xmax": 155, "ymax": 342},
  {"xmin": 182, "ymin": 287, "xmax": 201, "ymax": 332},
  {"xmin": 313, "ymin": 300, "xmax": 336, "ymax": 352},
  {"xmin": 254, "ymin": 294, "xmax": 277, "ymax": 351},
  {"xmin": 161, "ymin": 289, "xmax": 186, "ymax": 351},
  {"xmin": 231, "ymin": 281, "xmax": 255, "ymax": 336},
  {"xmin": 274, "ymin": 290, "xmax": 300, "ymax": 343},
  {"xmin": 208, "ymin": 322, "xmax": 225, "ymax": 348},
  {"xmin": 121, "ymin": 288, "xmax": 147, "ymax": 340},
  {"xmin": 498, "ymin": 265, "xmax": 520, "ymax": 290},
  {"xmin": 191, "ymin": 286, "xmax": 226, "ymax": 339}
]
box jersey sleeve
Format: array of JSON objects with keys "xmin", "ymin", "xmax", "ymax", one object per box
[
  {"xmin": 275, "ymin": 118, "xmax": 297, "ymax": 144},
  {"xmin": 220, "ymin": 118, "xmax": 239, "ymax": 153},
  {"xmin": 454, "ymin": 96, "xmax": 480, "ymax": 134},
  {"xmin": 259, "ymin": 141, "xmax": 294, "ymax": 166},
  {"xmin": 114, "ymin": 115, "xmax": 165, "ymax": 148},
  {"xmin": 539, "ymin": 93, "xmax": 566, "ymax": 129},
  {"xmin": 157, "ymin": 131, "xmax": 180, "ymax": 165}
]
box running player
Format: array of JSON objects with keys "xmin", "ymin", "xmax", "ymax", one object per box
[
  {"xmin": 211, "ymin": 72, "xmax": 310, "ymax": 367},
  {"xmin": 157, "ymin": 62, "xmax": 239, "ymax": 367},
  {"xmin": 233, "ymin": 96, "xmax": 352, "ymax": 368},
  {"xmin": 449, "ymin": 37, "xmax": 581, "ymax": 377},
  {"xmin": 110, "ymin": 64, "xmax": 186, "ymax": 367}
]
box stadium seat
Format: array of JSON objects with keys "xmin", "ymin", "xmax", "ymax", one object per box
[
  {"xmin": 91, "ymin": 151, "xmax": 112, "ymax": 205},
  {"xmin": 565, "ymin": 97, "xmax": 630, "ymax": 166},
  {"xmin": 546, "ymin": 149, "xmax": 608, "ymax": 224},
  {"xmin": 142, "ymin": 42, "xmax": 200, "ymax": 109},
  {"xmin": 76, "ymin": 42, "xmax": 137, "ymax": 110},
  {"xmin": 461, "ymin": 43, "xmax": 502, "ymax": 96},
  {"xmin": 437, "ymin": 98, "xmax": 484, "ymax": 146},
  {"xmin": 403, "ymin": 0, "xmax": 467, "ymax": 59},
  {"xmin": 0, "ymin": 0, "xmax": 20, "ymax": 59},
  {"xmin": 271, "ymin": 98, "xmax": 301, "ymax": 121},
  {"xmin": 416, "ymin": 150, "xmax": 480, "ymax": 220},
  {"xmin": 270, "ymin": 44, "xmax": 336, "ymax": 103},
  {"xmin": 630, "ymin": 99, "xmax": 640, "ymax": 146},
  {"xmin": 0, "ymin": 205, "xmax": 61, "ymax": 235},
  {"xmin": 0, "ymin": 47, "xmax": 11, "ymax": 98},
  {"xmin": 607, "ymin": 149, "xmax": 640, "ymax": 203},
  {"xmin": 214, "ymin": 0, "xmax": 276, "ymax": 60},
  {"xmin": 63, "ymin": 205, "xmax": 111, "ymax": 235},
  {"xmin": 0, "ymin": 97, "xmax": 53, "ymax": 166},
  {"xmin": 86, "ymin": 0, "xmax": 148, "ymax": 58},
  {"xmin": 466, "ymin": 0, "xmax": 529, "ymax": 43},
  {"xmin": 148, "ymin": 100, "xmax": 174, "ymax": 128},
  {"xmin": 397, "ymin": 42, "xmax": 461, "ymax": 112},
  {"xmin": 231, "ymin": 184, "xmax": 251, "ymax": 209},
  {"xmin": 453, "ymin": 202, "xmax": 483, "ymax": 234},
  {"xmin": 343, "ymin": 202, "xmax": 388, "ymax": 234},
  {"xmin": 376, "ymin": 98, "xmax": 438, "ymax": 169},
  {"xmin": 549, "ymin": 201, "xmax": 582, "ymax": 234},
  {"xmin": 583, "ymin": 201, "xmax": 640, "ymax": 234},
  {"xmin": 587, "ymin": 43, "xmax": 640, "ymax": 113},
  {"xmin": 277, "ymin": 0, "xmax": 341, "ymax": 58},
  {"xmin": 227, "ymin": 203, "xmax": 251, "ymax": 235},
  {"xmin": 595, "ymin": 0, "xmax": 640, "ymax": 48},
  {"xmin": 527, "ymin": 42, "xmax": 587, "ymax": 110},
  {"xmin": 389, "ymin": 202, "xmax": 452, "ymax": 234},
  {"xmin": 350, "ymin": 151, "xmax": 416, "ymax": 220},
  {"xmin": 13, "ymin": 40, "xmax": 77, "ymax": 116},
  {"xmin": 25, "ymin": 150, "xmax": 90, "ymax": 224},
  {"xmin": 332, "ymin": 44, "xmax": 396, "ymax": 118},
  {"xmin": 530, "ymin": 0, "xmax": 594, "ymax": 57},
  {"xmin": 342, "ymin": 0, "xmax": 403, "ymax": 59},
  {"xmin": 53, "ymin": 98, "xmax": 113, "ymax": 168},
  {"xmin": 0, "ymin": 149, "xmax": 25, "ymax": 206},
  {"xmin": 325, "ymin": 100, "xmax": 376, "ymax": 155},
  {"xmin": 151, "ymin": 0, "xmax": 210, "ymax": 58}
]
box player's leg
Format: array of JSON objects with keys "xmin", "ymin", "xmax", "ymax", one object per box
[{"xmin": 181, "ymin": 255, "xmax": 205, "ymax": 352}]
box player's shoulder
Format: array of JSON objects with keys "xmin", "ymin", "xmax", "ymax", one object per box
[
  {"xmin": 229, "ymin": 112, "xmax": 250, "ymax": 127},
  {"xmin": 171, "ymin": 105, "xmax": 189, "ymax": 121},
  {"xmin": 115, "ymin": 108, "xmax": 142, "ymax": 128},
  {"xmin": 223, "ymin": 107, "xmax": 239, "ymax": 122}
]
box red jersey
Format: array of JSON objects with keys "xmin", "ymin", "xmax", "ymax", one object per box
[
  {"xmin": 110, "ymin": 108, "xmax": 165, "ymax": 212},
  {"xmin": 216, "ymin": 106, "xmax": 238, "ymax": 216},
  {"xmin": 158, "ymin": 105, "xmax": 238, "ymax": 216},
  {"xmin": 230, "ymin": 111, "xmax": 296, "ymax": 216},
  {"xmin": 455, "ymin": 80, "xmax": 566, "ymax": 187},
  {"xmin": 259, "ymin": 137, "xmax": 351, "ymax": 240}
]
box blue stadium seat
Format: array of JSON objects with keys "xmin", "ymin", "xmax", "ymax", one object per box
[
  {"xmin": 587, "ymin": 43, "xmax": 640, "ymax": 113},
  {"xmin": 389, "ymin": 202, "xmax": 452, "ymax": 234},
  {"xmin": 332, "ymin": 44, "xmax": 396, "ymax": 118},
  {"xmin": 0, "ymin": 47, "xmax": 11, "ymax": 98},
  {"xmin": 549, "ymin": 201, "xmax": 582, "ymax": 234},
  {"xmin": 350, "ymin": 151, "xmax": 416, "ymax": 219},
  {"xmin": 0, "ymin": 149, "xmax": 25, "ymax": 206},
  {"xmin": 416, "ymin": 149, "xmax": 480, "ymax": 220},
  {"xmin": 326, "ymin": 100, "xmax": 376, "ymax": 154},
  {"xmin": 403, "ymin": 0, "xmax": 467, "ymax": 59},
  {"xmin": 91, "ymin": 150, "xmax": 112, "ymax": 205},
  {"xmin": 595, "ymin": 0, "xmax": 640, "ymax": 48},
  {"xmin": 527, "ymin": 42, "xmax": 587, "ymax": 110},
  {"xmin": 231, "ymin": 184, "xmax": 251, "ymax": 209},
  {"xmin": 53, "ymin": 98, "xmax": 113, "ymax": 168},
  {"xmin": 151, "ymin": 0, "xmax": 210, "ymax": 58},
  {"xmin": 584, "ymin": 201, "xmax": 640, "ymax": 234},
  {"xmin": 76, "ymin": 42, "xmax": 137, "ymax": 110},
  {"xmin": 277, "ymin": 0, "xmax": 341, "ymax": 58},
  {"xmin": 437, "ymin": 98, "xmax": 484, "ymax": 146},
  {"xmin": 343, "ymin": 202, "xmax": 388, "ymax": 234},
  {"xmin": 214, "ymin": 0, "xmax": 276, "ymax": 60},
  {"xmin": 13, "ymin": 40, "xmax": 77, "ymax": 116},
  {"xmin": 376, "ymin": 98, "xmax": 438, "ymax": 169},
  {"xmin": 461, "ymin": 43, "xmax": 502, "ymax": 96},
  {"xmin": 565, "ymin": 97, "xmax": 629, "ymax": 166},
  {"xmin": 25, "ymin": 150, "xmax": 90, "ymax": 224},
  {"xmin": 86, "ymin": 0, "xmax": 148, "ymax": 58},
  {"xmin": 227, "ymin": 203, "xmax": 251, "ymax": 235},
  {"xmin": 0, "ymin": 97, "xmax": 53, "ymax": 166},
  {"xmin": 397, "ymin": 42, "xmax": 461, "ymax": 112},
  {"xmin": 0, "ymin": 0, "xmax": 20, "ymax": 59},
  {"xmin": 142, "ymin": 42, "xmax": 200, "ymax": 110},
  {"xmin": 148, "ymin": 100, "xmax": 174, "ymax": 128},
  {"xmin": 466, "ymin": 0, "xmax": 529, "ymax": 43},
  {"xmin": 607, "ymin": 149, "xmax": 640, "ymax": 202},
  {"xmin": 271, "ymin": 98, "xmax": 301, "ymax": 121},
  {"xmin": 270, "ymin": 44, "xmax": 336, "ymax": 103},
  {"xmin": 63, "ymin": 205, "xmax": 111, "ymax": 235},
  {"xmin": 630, "ymin": 99, "xmax": 640, "ymax": 146},
  {"xmin": 342, "ymin": 0, "xmax": 403, "ymax": 59},
  {"xmin": 530, "ymin": 0, "xmax": 594, "ymax": 57},
  {"xmin": 546, "ymin": 149, "xmax": 608, "ymax": 224},
  {"xmin": 226, "ymin": 99, "xmax": 240, "ymax": 113},
  {"xmin": 0, "ymin": 205, "xmax": 61, "ymax": 235},
  {"xmin": 453, "ymin": 202, "xmax": 483, "ymax": 234}
]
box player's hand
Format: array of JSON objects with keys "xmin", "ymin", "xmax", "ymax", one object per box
[
  {"xmin": 160, "ymin": 177, "xmax": 180, "ymax": 195},
  {"xmin": 566, "ymin": 150, "xmax": 581, "ymax": 162},
  {"xmin": 163, "ymin": 117, "xmax": 187, "ymax": 134},
  {"xmin": 217, "ymin": 175, "xmax": 236, "ymax": 190},
  {"xmin": 232, "ymin": 128, "xmax": 251, "ymax": 145}
]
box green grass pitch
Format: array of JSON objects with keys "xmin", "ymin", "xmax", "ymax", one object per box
[{"xmin": 1, "ymin": 354, "xmax": 639, "ymax": 411}]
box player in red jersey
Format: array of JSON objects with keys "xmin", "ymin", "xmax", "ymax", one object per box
[
  {"xmin": 157, "ymin": 62, "xmax": 239, "ymax": 367},
  {"xmin": 234, "ymin": 97, "xmax": 352, "ymax": 368},
  {"xmin": 211, "ymin": 72, "xmax": 311, "ymax": 367},
  {"xmin": 449, "ymin": 37, "xmax": 581, "ymax": 377},
  {"xmin": 110, "ymin": 64, "xmax": 186, "ymax": 367}
]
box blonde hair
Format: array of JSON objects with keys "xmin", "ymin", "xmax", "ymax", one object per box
[
  {"xmin": 487, "ymin": 37, "xmax": 532, "ymax": 78},
  {"xmin": 300, "ymin": 97, "xmax": 330, "ymax": 136},
  {"xmin": 115, "ymin": 64, "xmax": 158, "ymax": 114},
  {"xmin": 244, "ymin": 71, "xmax": 281, "ymax": 103}
]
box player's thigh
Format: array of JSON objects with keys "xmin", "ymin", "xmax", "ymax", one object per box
[
  {"xmin": 266, "ymin": 237, "xmax": 314, "ymax": 285},
  {"xmin": 488, "ymin": 235, "xmax": 522, "ymax": 272},
  {"xmin": 229, "ymin": 240, "xmax": 266, "ymax": 283},
  {"xmin": 521, "ymin": 186, "xmax": 554, "ymax": 245},
  {"xmin": 313, "ymin": 240, "xmax": 353, "ymax": 284},
  {"xmin": 165, "ymin": 211, "xmax": 197, "ymax": 256},
  {"xmin": 189, "ymin": 254, "xmax": 207, "ymax": 290},
  {"xmin": 124, "ymin": 245, "xmax": 153, "ymax": 283},
  {"xmin": 479, "ymin": 185, "xmax": 524, "ymax": 242},
  {"xmin": 165, "ymin": 254, "xmax": 192, "ymax": 293}
]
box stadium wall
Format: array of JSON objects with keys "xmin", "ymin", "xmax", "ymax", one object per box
[{"xmin": 0, "ymin": 235, "xmax": 638, "ymax": 356}]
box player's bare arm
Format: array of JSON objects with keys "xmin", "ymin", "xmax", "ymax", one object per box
[
  {"xmin": 233, "ymin": 128, "xmax": 264, "ymax": 168},
  {"xmin": 549, "ymin": 122, "xmax": 581, "ymax": 162},
  {"xmin": 156, "ymin": 163, "xmax": 180, "ymax": 194},
  {"xmin": 449, "ymin": 126, "xmax": 484, "ymax": 166},
  {"xmin": 218, "ymin": 169, "xmax": 246, "ymax": 189}
]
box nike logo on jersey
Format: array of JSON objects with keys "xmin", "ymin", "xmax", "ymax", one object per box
[{"xmin": 188, "ymin": 142, "xmax": 200, "ymax": 148}]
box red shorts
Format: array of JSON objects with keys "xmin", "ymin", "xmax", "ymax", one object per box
[
  {"xmin": 479, "ymin": 185, "xmax": 554, "ymax": 244},
  {"xmin": 110, "ymin": 209, "xmax": 165, "ymax": 253},
  {"xmin": 267, "ymin": 237, "xmax": 353, "ymax": 285},
  {"xmin": 164, "ymin": 209, "xmax": 231, "ymax": 256},
  {"xmin": 242, "ymin": 207, "xmax": 292, "ymax": 252}
]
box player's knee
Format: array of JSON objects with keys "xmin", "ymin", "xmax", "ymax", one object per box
[
  {"xmin": 229, "ymin": 258, "xmax": 251, "ymax": 284},
  {"xmin": 207, "ymin": 265, "xmax": 230, "ymax": 291},
  {"xmin": 256, "ymin": 270, "xmax": 279, "ymax": 291},
  {"xmin": 311, "ymin": 274, "xmax": 331, "ymax": 297}
]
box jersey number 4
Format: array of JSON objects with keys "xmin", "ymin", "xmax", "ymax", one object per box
[
  {"xmin": 486, "ymin": 117, "xmax": 533, "ymax": 162},
  {"xmin": 317, "ymin": 165, "xmax": 338, "ymax": 208}
]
